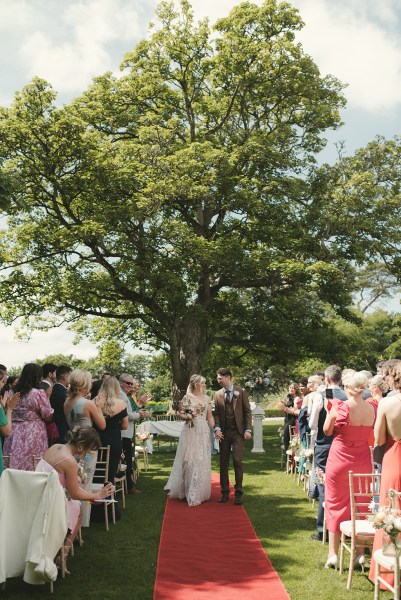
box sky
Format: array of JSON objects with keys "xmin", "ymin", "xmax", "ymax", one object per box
[{"xmin": 1, "ymin": 0, "xmax": 401, "ymax": 368}]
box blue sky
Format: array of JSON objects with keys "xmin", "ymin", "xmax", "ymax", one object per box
[{"xmin": 1, "ymin": 0, "xmax": 401, "ymax": 367}]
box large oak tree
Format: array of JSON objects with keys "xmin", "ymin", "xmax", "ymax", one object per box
[{"xmin": 0, "ymin": 0, "xmax": 350, "ymax": 390}]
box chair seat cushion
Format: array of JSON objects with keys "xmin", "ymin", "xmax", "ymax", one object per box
[
  {"xmin": 340, "ymin": 519, "xmax": 376, "ymax": 537},
  {"xmin": 374, "ymin": 548, "xmax": 401, "ymax": 569}
]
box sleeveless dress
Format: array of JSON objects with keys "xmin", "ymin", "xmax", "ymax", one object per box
[
  {"xmin": 3, "ymin": 388, "xmax": 54, "ymax": 470},
  {"xmin": 369, "ymin": 426, "xmax": 401, "ymax": 587},
  {"xmin": 96, "ymin": 409, "xmax": 127, "ymax": 483},
  {"xmin": 35, "ymin": 456, "xmax": 81, "ymax": 532},
  {"xmin": 67, "ymin": 396, "xmax": 96, "ymax": 527},
  {"xmin": 325, "ymin": 399, "xmax": 374, "ymax": 533},
  {"xmin": 164, "ymin": 394, "xmax": 211, "ymax": 507}
]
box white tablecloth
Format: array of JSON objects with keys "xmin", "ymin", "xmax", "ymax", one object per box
[{"xmin": 142, "ymin": 420, "xmax": 184, "ymax": 437}]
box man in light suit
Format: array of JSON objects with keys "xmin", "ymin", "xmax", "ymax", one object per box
[{"xmin": 214, "ymin": 368, "xmax": 252, "ymax": 505}]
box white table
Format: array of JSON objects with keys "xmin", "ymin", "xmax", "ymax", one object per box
[{"xmin": 140, "ymin": 420, "xmax": 184, "ymax": 452}]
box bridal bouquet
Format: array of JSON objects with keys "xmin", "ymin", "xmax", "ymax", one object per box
[{"xmin": 180, "ymin": 397, "xmax": 204, "ymax": 427}]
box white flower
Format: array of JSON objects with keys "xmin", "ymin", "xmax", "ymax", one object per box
[{"xmin": 233, "ymin": 390, "xmax": 240, "ymax": 397}]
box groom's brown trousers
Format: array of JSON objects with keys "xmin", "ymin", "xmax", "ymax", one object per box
[{"xmin": 220, "ymin": 407, "xmax": 244, "ymax": 496}]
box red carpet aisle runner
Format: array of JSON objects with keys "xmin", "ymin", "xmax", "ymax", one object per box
[{"xmin": 154, "ymin": 474, "xmax": 290, "ymax": 600}]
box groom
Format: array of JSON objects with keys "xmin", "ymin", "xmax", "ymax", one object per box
[{"xmin": 214, "ymin": 368, "xmax": 252, "ymax": 505}]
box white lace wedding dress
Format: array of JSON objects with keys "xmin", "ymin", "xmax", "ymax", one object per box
[{"xmin": 164, "ymin": 393, "xmax": 212, "ymax": 507}]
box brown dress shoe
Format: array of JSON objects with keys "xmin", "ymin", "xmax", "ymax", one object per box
[
  {"xmin": 128, "ymin": 488, "xmax": 143, "ymax": 494},
  {"xmin": 234, "ymin": 495, "xmax": 242, "ymax": 505},
  {"xmin": 218, "ymin": 493, "xmax": 229, "ymax": 503}
]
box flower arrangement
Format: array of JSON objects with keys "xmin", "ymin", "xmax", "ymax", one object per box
[
  {"xmin": 77, "ymin": 462, "xmax": 88, "ymax": 485},
  {"xmin": 300, "ymin": 448, "xmax": 314, "ymax": 459},
  {"xmin": 369, "ymin": 491, "xmax": 401, "ymax": 555},
  {"xmin": 289, "ymin": 434, "xmax": 301, "ymax": 452},
  {"xmin": 243, "ymin": 369, "xmax": 272, "ymax": 403},
  {"xmin": 136, "ymin": 430, "xmax": 152, "ymax": 442}
]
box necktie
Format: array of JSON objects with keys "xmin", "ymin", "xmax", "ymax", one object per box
[{"xmin": 225, "ymin": 389, "xmax": 230, "ymax": 405}]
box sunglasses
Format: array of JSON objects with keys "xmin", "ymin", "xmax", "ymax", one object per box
[{"xmin": 122, "ymin": 380, "xmax": 134, "ymax": 386}]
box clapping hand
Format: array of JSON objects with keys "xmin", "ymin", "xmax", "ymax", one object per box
[{"xmin": 3, "ymin": 391, "xmax": 20, "ymax": 411}]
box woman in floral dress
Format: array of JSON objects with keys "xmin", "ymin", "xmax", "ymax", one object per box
[
  {"xmin": 3, "ymin": 363, "xmax": 54, "ymax": 470},
  {"xmin": 165, "ymin": 374, "xmax": 215, "ymax": 506}
]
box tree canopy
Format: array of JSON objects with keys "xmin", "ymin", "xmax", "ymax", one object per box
[{"xmin": 2, "ymin": 0, "xmax": 390, "ymax": 390}]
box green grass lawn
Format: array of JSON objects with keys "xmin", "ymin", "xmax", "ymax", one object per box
[{"xmin": 1, "ymin": 422, "xmax": 389, "ymax": 599}]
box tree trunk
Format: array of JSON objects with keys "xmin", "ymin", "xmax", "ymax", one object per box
[{"xmin": 169, "ymin": 317, "xmax": 209, "ymax": 397}]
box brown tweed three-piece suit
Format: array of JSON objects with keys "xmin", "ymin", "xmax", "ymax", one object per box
[{"xmin": 214, "ymin": 385, "xmax": 252, "ymax": 496}]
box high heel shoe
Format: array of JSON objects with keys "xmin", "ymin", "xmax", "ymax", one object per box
[
  {"xmin": 324, "ymin": 554, "xmax": 338, "ymax": 569},
  {"xmin": 353, "ymin": 554, "xmax": 365, "ymax": 571}
]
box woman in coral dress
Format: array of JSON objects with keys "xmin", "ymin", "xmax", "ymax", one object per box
[
  {"xmin": 369, "ymin": 362, "xmax": 401, "ymax": 588},
  {"xmin": 165, "ymin": 374, "xmax": 215, "ymax": 507},
  {"xmin": 323, "ymin": 371, "xmax": 375, "ymax": 569},
  {"xmin": 3, "ymin": 363, "xmax": 54, "ymax": 470}
]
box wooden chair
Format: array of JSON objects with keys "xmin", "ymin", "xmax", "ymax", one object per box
[
  {"xmin": 92, "ymin": 446, "xmax": 115, "ymax": 531},
  {"xmin": 339, "ymin": 470, "xmax": 381, "ymax": 590},
  {"xmin": 32, "ymin": 455, "xmax": 41, "ymax": 470},
  {"xmin": 285, "ymin": 426, "xmax": 296, "ymax": 475},
  {"xmin": 114, "ymin": 463, "xmax": 127, "ymax": 509},
  {"xmin": 373, "ymin": 488, "xmax": 401, "ymax": 600},
  {"xmin": 2, "ymin": 455, "xmax": 11, "ymax": 469},
  {"xmin": 135, "ymin": 443, "xmax": 149, "ymax": 471}
]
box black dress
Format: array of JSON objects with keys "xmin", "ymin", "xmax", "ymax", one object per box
[{"xmin": 97, "ymin": 409, "xmax": 127, "ymax": 483}]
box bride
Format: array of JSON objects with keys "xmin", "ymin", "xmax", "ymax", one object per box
[{"xmin": 165, "ymin": 374, "xmax": 215, "ymax": 506}]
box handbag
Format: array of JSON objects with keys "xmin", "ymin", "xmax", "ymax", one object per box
[
  {"xmin": 46, "ymin": 421, "xmax": 59, "ymax": 445},
  {"xmin": 373, "ymin": 443, "xmax": 386, "ymax": 465}
]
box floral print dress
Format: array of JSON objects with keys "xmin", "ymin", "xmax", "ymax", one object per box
[{"xmin": 3, "ymin": 388, "xmax": 53, "ymax": 470}]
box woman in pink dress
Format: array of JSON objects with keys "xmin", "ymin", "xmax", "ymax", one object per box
[
  {"xmin": 36, "ymin": 427, "xmax": 114, "ymax": 572},
  {"xmin": 369, "ymin": 362, "xmax": 401, "ymax": 589},
  {"xmin": 3, "ymin": 363, "xmax": 54, "ymax": 470},
  {"xmin": 323, "ymin": 371, "xmax": 375, "ymax": 569}
]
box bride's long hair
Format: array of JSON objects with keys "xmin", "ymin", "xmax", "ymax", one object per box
[{"xmin": 186, "ymin": 374, "xmax": 206, "ymax": 396}]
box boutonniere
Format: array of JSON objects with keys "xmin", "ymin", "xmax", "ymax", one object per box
[{"xmin": 233, "ymin": 390, "xmax": 240, "ymax": 398}]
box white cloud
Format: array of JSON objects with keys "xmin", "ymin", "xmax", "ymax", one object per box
[
  {"xmin": 2, "ymin": 0, "xmax": 155, "ymax": 100},
  {"xmin": 292, "ymin": 0, "xmax": 401, "ymax": 112},
  {"xmin": 0, "ymin": 324, "xmax": 97, "ymax": 370},
  {"xmin": 192, "ymin": 0, "xmax": 401, "ymax": 113}
]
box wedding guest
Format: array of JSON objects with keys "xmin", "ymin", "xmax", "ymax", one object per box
[
  {"xmin": 36, "ymin": 427, "xmax": 114, "ymax": 571},
  {"xmin": 40, "ymin": 362, "xmax": 57, "ymax": 397},
  {"xmin": 298, "ymin": 377, "xmax": 309, "ymax": 398},
  {"xmin": 119, "ymin": 374, "xmax": 151, "ymax": 494},
  {"xmin": 297, "ymin": 375, "xmax": 322, "ymax": 478},
  {"xmin": 382, "ymin": 359, "xmax": 401, "ymax": 396},
  {"xmin": 165, "ymin": 374, "xmax": 214, "ymax": 506},
  {"xmin": 214, "ymin": 368, "xmax": 252, "ymax": 505},
  {"xmin": 50, "ymin": 365, "xmax": 72, "ymax": 444},
  {"xmin": 323, "ymin": 371, "xmax": 375, "ymax": 569},
  {"xmin": 96, "ymin": 377, "xmax": 128, "ymax": 483},
  {"xmin": 3, "ymin": 363, "xmax": 54, "ymax": 470},
  {"xmin": 279, "ymin": 382, "xmax": 302, "ymax": 451},
  {"xmin": 91, "ymin": 369, "xmax": 111, "ymax": 399},
  {"xmin": 1, "ymin": 376, "xmax": 18, "ymax": 396},
  {"xmin": 308, "ymin": 365, "xmax": 347, "ymax": 542},
  {"xmin": 369, "ymin": 362, "xmax": 401, "ymax": 589},
  {"xmin": 0, "ymin": 392, "xmax": 20, "ymax": 475},
  {"xmin": 0, "ymin": 365, "xmax": 8, "ymax": 395},
  {"xmin": 64, "ymin": 369, "xmax": 106, "ymax": 526}
]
